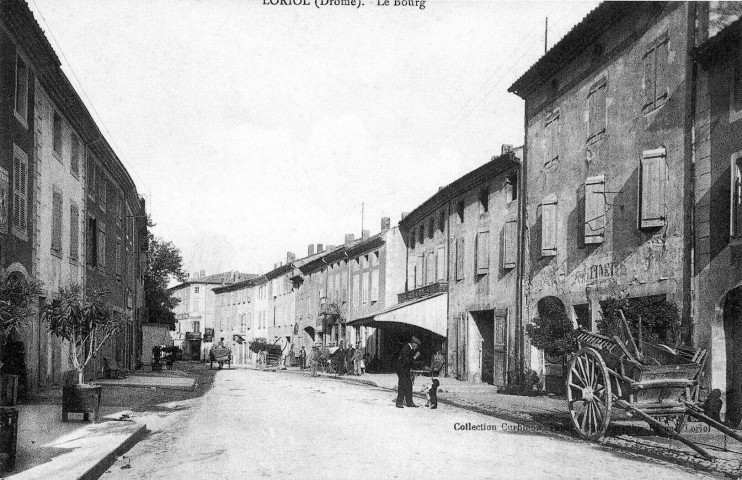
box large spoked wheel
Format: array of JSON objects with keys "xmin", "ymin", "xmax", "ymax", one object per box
[{"xmin": 566, "ymin": 347, "xmax": 612, "ymax": 441}]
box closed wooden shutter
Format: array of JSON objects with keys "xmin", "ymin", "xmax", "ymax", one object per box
[
  {"xmin": 643, "ymin": 50, "xmax": 656, "ymax": 110},
  {"xmin": 362, "ymin": 271, "xmax": 369, "ymax": 304},
  {"xmin": 352, "ymin": 275, "xmax": 359, "ymax": 306},
  {"xmin": 584, "ymin": 175, "xmax": 606, "ymax": 244},
  {"xmin": 655, "ymin": 39, "xmax": 669, "ymax": 105},
  {"xmin": 503, "ymin": 220, "xmax": 517, "ymax": 269},
  {"xmin": 588, "ymin": 79, "xmax": 606, "ymax": 139},
  {"xmin": 476, "ymin": 231, "xmax": 490, "ymax": 275},
  {"xmin": 455, "ymin": 237, "xmax": 465, "ymax": 280},
  {"xmin": 51, "ymin": 190, "xmax": 63, "ymax": 254},
  {"xmin": 416, "ymin": 254, "xmax": 424, "ymax": 287},
  {"xmin": 70, "ymin": 203, "xmax": 79, "ymax": 260},
  {"xmin": 98, "ymin": 221, "xmax": 106, "ymax": 268},
  {"xmin": 541, "ymin": 195, "xmax": 558, "ymax": 256},
  {"xmin": 545, "ymin": 113, "xmax": 559, "ymax": 166},
  {"xmin": 436, "ymin": 245, "xmax": 445, "ymax": 281},
  {"xmin": 371, "ymin": 269, "xmax": 379, "ymax": 302},
  {"xmin": 640, "ymin": 148, "xmax": 667, "ymax": 228},
  {"xmin": 12, "ymin": 148, "xmax": 27, "ymax": 230},
  {"xmin": 426, "ymin": 251, "xmax": 435, "ymax": 284}
]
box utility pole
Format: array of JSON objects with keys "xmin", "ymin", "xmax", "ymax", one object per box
[{"xmin": 545, "ymin": 17, "xmax": 548, "ymax": 54}]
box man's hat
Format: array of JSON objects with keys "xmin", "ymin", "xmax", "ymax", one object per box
[{"xmin": 411, "ymin": 336, "xmax": 421, "ymax": 345}]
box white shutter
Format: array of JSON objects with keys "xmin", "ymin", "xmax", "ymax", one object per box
[
  {"xmin": 371, "ymin": 269, "xmax": 379, "ymax": 302},
  {"xmin": 541, "ymin": 194, "xmax": 558, "ymax": 256},
  {"xmin": 503, "ymin": 220, "xmax": 517, "ymax": 269},
  {"xmin": 584, "ymin": 174, "xmax": 606, "ymax": 244},
  {"xmin": 640, "ymin": 148, "xmax": 667, "ymax": 228},
  {"xmin": 476, "ymin": 231, "xmax": 490, "ymax": 275},
  {"xmin": 436, "ymin": 246, "xmax": 445, "ymax": 282}
]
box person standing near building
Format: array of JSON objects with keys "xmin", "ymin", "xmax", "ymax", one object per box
[
  {"xmin": 353, "ymin": 344, "xmax": 364, "ymax": 375},
  {"xmin": 396, "ymin": 336, "xmax": 421, "ymax": 408},
  {"xmin": 346, "ymin": 343, "xmax": 355, "ymax": 375},
  {"xmin": 299, "ymin": 346, "xmax": 307, "ymax": 371}
]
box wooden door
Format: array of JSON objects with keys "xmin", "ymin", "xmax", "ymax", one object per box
[{"xmin": 493, "ymin": 311, "xmax": 507, "ymax": 387}]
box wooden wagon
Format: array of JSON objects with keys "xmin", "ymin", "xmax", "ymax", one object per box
[
  {"xmin": 209, "ymin": 347, "xmax": 232, "ymax": 369},
  {"xmin": 567, "ymin": 313, "xmax": 742, "ymax": 460}
]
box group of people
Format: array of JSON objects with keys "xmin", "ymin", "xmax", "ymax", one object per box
[{"xmin": 296, "ymin": 343, "xmax": 368, "ymax": 377}]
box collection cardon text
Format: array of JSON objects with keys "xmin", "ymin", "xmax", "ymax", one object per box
[{"xmin": 262, "ymin": 0, "xmax": 426, "ymax": 10}]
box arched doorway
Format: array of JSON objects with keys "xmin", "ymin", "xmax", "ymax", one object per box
[
  {"xmin": 304, "ymin": 326, "xmax": 315, "ymax": 342},
  {"xmin": 723, "ymin": 286, "xmax": 742, "ymax": 427},
  {"xmin": 536, "ymin": 296, "xmax": 569, "ymax": 394}
]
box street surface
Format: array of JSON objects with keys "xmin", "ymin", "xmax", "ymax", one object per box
[{"xmin": 102, "ymin": 369, "xmax": 717, "ymax": 479}]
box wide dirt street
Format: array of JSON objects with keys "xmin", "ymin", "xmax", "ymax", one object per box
[{"xmin": 102, "ymin": 369, "xmax": 717, "ymax": 480}]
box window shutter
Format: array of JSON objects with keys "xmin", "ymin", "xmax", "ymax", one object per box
[
  {"xmin": 455, "ymin": 237, "xmax": 465, "ymax": 280},
  {"xmin": 426, "ymin": 251, "xmax": 435, "ymax": 284},
  {"xmin": 362, "ymin": 271, "xmax": 369, "ymax": 304},
  {"xmin": 545, "ymin": 114, "xmax": 559, "ymax": 166},
  {"xmin": 503, "ymin": 220, "xmax": 517, "ymax": 269},
  {"xmin": 655, "ymin": 39, "xmax": 669, "ymax": 104},
  {"xmin": 588, "ymin": 80, "xmax": 607, "ymax": 139},
  {"xmin": 541, "ymin": 195, "xmax": 558, "ymax": 256},
  {"xmin": 476, "ymin": 231, "xmax": 490, "ymax": 275},
  {"xmin": 371, "ymin": 269, "xmax": 379, "ymax": 302},
  {"xmin": 640, "ymin": 148, "xmax": 667, "ymax": 228},
  {"xmin": 436, "ymin": 245, "xmax": 445, "ymax": 282},
  {"xmin": 12, "ymin": 157, "xmax": 20, "ymax": 228},
  {"xmin": 584, "ymin": 175, "xmax": 606, "ymax": 244},
  {"xmin": 70, "ymin": 203, "xmax": 79, "ymax": 260},
  {"xmin": 52, "ymin": 190, "xmax": 63, "ymax": 253},
  {"xmin": 352, "ymin": 275, "xmax": 359, "ymax": 306},
  {"xmin": 416, "ymin": 254, "xmax": 424, "ymax": 287},
  {"xmin": 643, "ymin": 49, "xmax": 656, "ymax": 110}
]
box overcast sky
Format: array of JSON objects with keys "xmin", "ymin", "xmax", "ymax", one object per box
[{"xmin": 28, "ymin": 0, "xmax": 598, "ymax": 276}]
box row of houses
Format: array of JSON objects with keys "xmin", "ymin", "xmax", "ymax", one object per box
[
  {"xmin": 168, "ymin": 2, "xmax": 742, "ymax": 425},
  {"xmin": 0, "ymin": 0, "xmax": 147, "ymax": 395}
]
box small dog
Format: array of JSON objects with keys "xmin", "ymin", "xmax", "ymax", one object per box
[{"xmin": 422, "ymin": 378, "xmax": 440, "ymax": 409}]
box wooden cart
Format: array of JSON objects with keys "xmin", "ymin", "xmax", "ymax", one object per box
[
  {"xmin": 209, "ymin": 347, "xmax": 232, "ymax": 369},
  {"xmin": 567, "ymin": 314, "xmax": 742, "ymax": 460}
]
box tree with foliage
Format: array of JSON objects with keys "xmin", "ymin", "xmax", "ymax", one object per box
[
  {"xmin": 0, "ymin": 271, "xmax": 43, "ymax": 340},
  {"xmin": 145, "ymin": 217, "xmax": 187, "ymax": 327},
  {"xmin": 43, "ymin": 285, "xmax": 128, "ymax": 385},
  {"xmin": 526, "ymin": 297, "xmax": 578, "ymax": 357},
  {"xmin": 599, "ymin": 295, "xmax": 681, "ymax": 346}
]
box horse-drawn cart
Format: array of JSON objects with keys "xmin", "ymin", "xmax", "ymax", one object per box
[
  {"xmin": 209, "ymin": 347, "xmax": 232, "ymax": 369},
  {"xmin": 566, "ymin": 313, "xmax": 742, "ymax": 460}
]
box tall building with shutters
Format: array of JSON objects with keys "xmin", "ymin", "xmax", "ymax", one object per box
[
  {"xmin": 398, "ymin": 151, "xmax": 521, "ymax": 384},
  {"xmin": 508, "ymin": 2, "xmax": 697, "ymax": 393},
  {"xmin": 1, "ymin": 0, "xmax": 148, "ymax": 394}
]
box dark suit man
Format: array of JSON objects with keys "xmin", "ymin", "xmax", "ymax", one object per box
[{"xmin": 396, "ymin": 336, "xmax": 421, "ymax": 408}]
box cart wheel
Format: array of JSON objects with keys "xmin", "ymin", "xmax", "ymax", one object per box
[{"xmin": 567, "ymin": 347, "xmax": 612, "ymax": 441}]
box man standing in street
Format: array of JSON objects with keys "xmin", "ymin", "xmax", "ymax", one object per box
[
  {"xmin": 396, "ymin": 336, "xmax": 421, "ymax": 408},
  {"xmin": 299, "ymin": 346, "xmax": 307, "ymax": 371}
]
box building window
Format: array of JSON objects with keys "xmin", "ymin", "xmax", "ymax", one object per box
[
  {"xmin": 643, "ymin": 36, "xmax": 669, "ymax": 112},
  {"xmin": 12, "ymin": 145, "xmax": 28, "ymax": 236},
  {"xmin": 541, "ymin": 194, "xmax": 558, "ymax": 257},
  {"xmin": 418, "ymin": 224, "xmax": 424, "ymax": 244},
  {"xmin": 639, "ymin": 147, "xmax": 667, "ymax": 229},
  {"xmin": 53, "ymin": 112, "xmax": 63, "ymax": 157},
  {"xmin": 51, "ymin": 190, "xmax": 63, "ymax": 257},
  {"xmin": 195, "ymin": 287, "xmax": 200, "ymax": 294},
  {"xmin": 98, "ymin": 221, "xmax": 107, "ymax": 269},
  {"xmin": 87, "ymin": 216, "xmax": 98, "ymax": 267},
  {"xmin": 731, "ymin": 154, "xmax": 742, "ymax": 237},
  {"xmin": 503, "ymin": 220, "xmax": 517, "ymax": 269},
  {"xmin": 116, "ymin": 237, "xmax": 123, "ymax": 278},
  {"xmin": 371, "ymin": 251, "xmax": 379, "ymax": 266},
  {"xmin": 475, "ymin": 231, "xmax": 489, "ymax": 275},
  {"xmin": 506, "ymin": 173, "xmax": 518, "ymax": 203},
  {"xmin": 584, "ymin": 175, "xmax": 606, "ymax": 244},
  {"xmin": 587, "ymin": 78, "xmax": 607, "ymax": 141},
  {"xmin": 14, "ymin": 54, "xmax": 28, "ymax": 125},
  {"xmin": 99, "ymin": 175, "xmax": 107, "ymax": 212},
  {"xmin": 457, "ymin": 200, "xmax": 465, "ymax": 223},
  {"xmin": 479, "ymin": 188, "xmax": 489, "ymax": 214},
  {"xmin": 439, "ymin": 210, "xmax": 445, "ymax": 232},
  {"xmin": 544, "ymin": 111, "xmax": 560, "ymax": 168},
  {"xmin": 428, "ymin": 217, "xmax": 435, "ymax": 239},
  {"xmin": 71, "ymin": 134, "xmax": 81, "ymax": 178},
  {"xmin": 370, "ymin": 269, "xmax": 379, "ymax": 302},
  {"xmin": 352, "ymin": 275, "xmax": 360, "ymax": 306},
  {"xmin": 455, "ymin": 237, "xmax": 465, "ymax": 281},
  {"xmin": 70, "ymin": 202, "xmax": 79, "ymax": 262},
  {"xmin": 436, "ymin": 246, "xmax": 445, "ymax": 282},
  {"xmin": 409, "ymin": 232, "xmax": 415, "ymax": 249},
  {"xmin": 362, "ymin": 271, "xmax": 369, "ymax": 304},
  {"xmin": 87, "ymin": 157, "xmax": 96, "ymax": 199}
]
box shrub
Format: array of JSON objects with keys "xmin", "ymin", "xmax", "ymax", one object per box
[
  {"xmin": 599, "ymin": 296, "xmax": 680, "ymax": 346},
  {"xmin": 526, "ymin": 300, "xmax": 577, "ymax": 357}
]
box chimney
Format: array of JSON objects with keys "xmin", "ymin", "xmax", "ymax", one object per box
[
  {"xmin": 345, "ymin": 233, "xmax": 355, "ymax": 244},
  {"xmin": 273, "ymin": 262, "xmax": 278, "ymax": 269},
  {"xmin": 401, "ymin": 212, "xmax": 409, "ymax": 221},
  {"xmin": 362, "ymin": 229, "xmax": 370, "ymax": 240},
  {"xmin": 308, "ymin": 244, "xmax": 315, "ymax": 256},
  {"xmin": 200, "ymin": 269, "xmax": 205, "ymax": 278},
  {"xmin": 287, "ymin": 251, "xmax": 296, "ymax": 263},
  {"xmin": 501, "ymin": 144, "xmax": 513, "ymax": 155},
  {"xmin": 317, "ymin": 243, "xmax": 324, "ymax": 253},
  {"xmin": 381, "ymin": 217, "xmax": 391, "ymax": 232}
]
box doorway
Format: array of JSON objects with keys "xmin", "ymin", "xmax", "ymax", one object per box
[
  {"xmin": 723, "ymin": 287, "xmax": 742, "ymax": 427},
  {"xmin": 471, "ymin": 310, "xmax": 494, "ymax": 384}
]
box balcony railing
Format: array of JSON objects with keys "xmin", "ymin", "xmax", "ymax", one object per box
[{"xmin": 398, "ymin": 282, "xmax": 448, "ymax": 303}]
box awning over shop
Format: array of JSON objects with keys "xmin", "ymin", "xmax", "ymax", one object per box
[{"xmin": 347, "ymin": 293, "xmax": 447, "ymax": 337}]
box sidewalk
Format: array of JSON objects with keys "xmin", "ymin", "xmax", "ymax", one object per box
[{"xmin": 274, "ymin": 366, "xmax": 742, "ymax": 477}]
